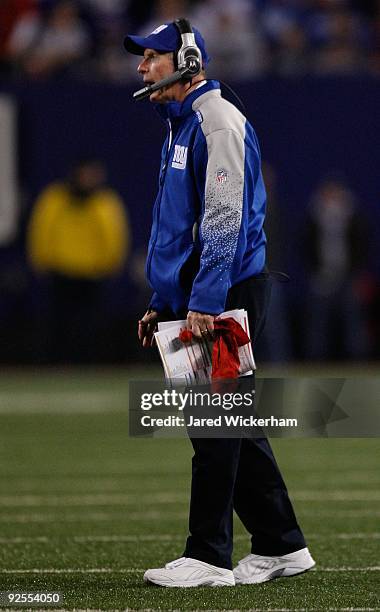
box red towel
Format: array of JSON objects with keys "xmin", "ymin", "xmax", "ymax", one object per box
[{"xmin": 179, "ymin": 317, "xmax": 251, "ymax": 380}]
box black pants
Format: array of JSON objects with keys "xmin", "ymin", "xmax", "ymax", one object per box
[{"xmin": 183, "ymin": 273, "xmax": 306, "ymax": 569}]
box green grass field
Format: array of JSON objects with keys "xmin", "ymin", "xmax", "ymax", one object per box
[{"xmin": 0, "ymin": 367, "xmax": 379, "ymax": 611}]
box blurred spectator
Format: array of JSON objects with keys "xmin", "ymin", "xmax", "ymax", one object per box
[
  {"xmin": 119, "ymin": 246, "xmax": 159, "ymax": 363},
  {"xmin": 0, "ymin": 0, "xmax": 38, "ymax": 75},
  {"xmin": 191, "ymin": 0, "xmax": 269, "ymax": 79},
  {"xmin": 82, "ymin": 0, "xmax": 129, "ymax": 23},
  {"xmin": 260, "ymin": 0, "xmax": 303, "ymax": 45},
  {"xmin": 303, "ymin": 177, "xmax": 369, "ymax": 361},
  {"xmin": 138, "ymin": 0, "xmax": 189, "ymax": 36},
  {"xmin": 352, "ymin": 0, "xmax": 379, "ymax": 19},
  {"xmin": 126, "ymin": 0, "xmax": 156, "ymax": 31},
  {"xmin": 273, "ymin": 22, "xmax": 310, "ymax": 76},
  {"xmin": 124, "ymin": 0, "xmax": 268, "ymax": 80},
  {"xmin": 308, "ymin": 3, "xmax": 370, "ymax": 74},
  {"xmin": 27, "ymin": 158, "xmax": 130, "ymax": 363},
  {"xmin": 95, "ymin": 26, "xmax": 132, "ymax": 82},
  {"xmin": 368, "ymin": 0, "xmax": 380, "ymax": 74},
  {"xmin": 86, "ymin": 0, "xmax": 135, "ymax": 82},
  {"xmin": 7, "ymin": 0, "xmax": 91, "ymax": 79},
  {"xmin": 1, "ymin": 0, "xmax": 379, "ymax": 81},
  {"xmin": 258, "ymin": 162, "xmax": 293, "ymax": 362},
  {"xmin": 122, "ymin": 0, "xmax": 190, "ymax": 81},
  {"xmin": 80, "ymin": 0, "xmax": 131, "ymax": 81},
  {"xmin": 306, "ymin": 0, "xmax": 368, "ymax": 45}
]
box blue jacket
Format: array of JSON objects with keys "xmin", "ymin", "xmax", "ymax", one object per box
[{"xmin": 147, "ymin": 79, "xmax": 267, "ymax": 316}]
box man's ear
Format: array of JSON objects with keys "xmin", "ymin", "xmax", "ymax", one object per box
[{"xmin": 172, "ymin": 50, "xmax": 178, "ymax": 71}]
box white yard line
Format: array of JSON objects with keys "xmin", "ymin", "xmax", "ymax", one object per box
[
  {"xmin": 129, "ymin": 609, "xmax": 380, "ymax": 612},
  {"xmin": 0, "ymin": 568, "xmax": 140, "ymax": 574},
  {"xmin": 0, "ymin": 536, "xmax": 49, "ymax": 543},
  {"xmin": 0, "ymin": 567, "xmax": 379, "ymax": 575},
  {"xmin": 0, "ymin": 512, "xmax": 132, "ymax": 523},
  {"xmin": 0, "ymin": 533, "xmax": 379, "ymax": 544},
  {"xmin": 201, "ymin": 609, "xmax": 380, "ymax": 612},
  {"xmin": 323, "ymin": 533, "xmax": 380, "ymax": 540},
  {"xmin": 1, "ymin": 509, "xmax": 380, "ymax": 523},
  {"xmin": 0, "ymin": 492, "xmax": 185, "ymax": 506},
  {"xmin": 73, "ymin": 532, "xmax": 380, "ymax": 542},
  {"xmin": 296, "ymin": 509, "xmax": 380, "ymax": 518},
  {"xmin": 292, "ymin": 491, "xmax": 380, "ymax": 501},
  {"xmin": 0, "ymin": 391, "xmax": 124, "ymax": 414},
  {"xmin": 1, "ymin": 470, "xmax": 379, "ymax": 485},
  {"xmin": 321, "ymin": 567, "xmax": 380, "ymax": 572},
  {"xmin": 0, "ymin": 490, "xmax": 379, "ymax": 507},
  {"xmin": 0, "ymin": 511, "xmax": 189, "ymax": 522},
  {"xmin": 0, "ymin": 608, "xmax": 377, "ymax": 612}
]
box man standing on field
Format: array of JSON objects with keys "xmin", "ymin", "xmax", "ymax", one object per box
[{"xmin": 124, "ymin": 18, "xmax": 315, "ymax": 587}]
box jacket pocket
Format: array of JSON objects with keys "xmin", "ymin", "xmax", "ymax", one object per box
[{"xmin": 148, "ymin": 238, "xmax": 193, "ymax": 298}]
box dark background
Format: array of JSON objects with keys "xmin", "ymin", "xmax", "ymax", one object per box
[{"xmin": 0, "ymin": 75, "xmax": 379, "ymax": 364}]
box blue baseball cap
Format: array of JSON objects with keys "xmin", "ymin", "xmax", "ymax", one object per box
[{"xmin": 124, "ymin": 21, "xmax": 210, "ymax": 66}]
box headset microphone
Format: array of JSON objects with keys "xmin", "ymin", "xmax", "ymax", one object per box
[
  {"xmin": 133, "ymin": 68, "xmax": 188, "ymax": 101},
  {"xmin": 133, "ymin": 18, "xmax": 202, "ymax": 102}
]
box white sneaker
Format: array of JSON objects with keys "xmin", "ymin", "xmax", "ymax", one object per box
[
  {"xmin": 233, "ymin": 547, "xmax": 315, "ymax": 585},
  {"xmin": 143, "ymin": 556, "xmax": 235, "ymax": 587}
]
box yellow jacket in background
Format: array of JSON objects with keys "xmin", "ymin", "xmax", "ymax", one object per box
[{"xmin": 27, "ymin": 183, "xmax": 129, "ymax": 279}]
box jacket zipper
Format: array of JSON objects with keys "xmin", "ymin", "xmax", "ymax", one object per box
[{"xmin": 146, "ymin": 118, "xmax": 173, "ymax": 280}]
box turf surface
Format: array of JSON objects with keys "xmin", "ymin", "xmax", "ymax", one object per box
[{"xmin": 0, "ymin": 367, "xmax": 379, "ymax": 611}]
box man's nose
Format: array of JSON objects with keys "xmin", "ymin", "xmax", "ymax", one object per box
[{"xmin": 137, "ymin": 59, "xmax": 147, "ymax": 74}]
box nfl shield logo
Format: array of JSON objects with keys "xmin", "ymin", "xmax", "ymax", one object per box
[{"xmin": 216, "ymin": 168, "xmax": 228, "ymax": 184}]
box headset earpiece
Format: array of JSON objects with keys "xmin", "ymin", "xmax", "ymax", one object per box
[
  {"xmin": 133, "ymin": 18, "xmax": 202, "ymax": 100},
  {"xmin": 174, "ymin": 18, "xmax": 202, "ymax": 79}
]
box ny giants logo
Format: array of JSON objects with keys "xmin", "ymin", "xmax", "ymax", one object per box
[{"xmin": 172, "ymin": 145, "xmax": 188, "ymax": 170}]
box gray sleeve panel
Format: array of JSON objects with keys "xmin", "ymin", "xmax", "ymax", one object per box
[
  {"xmin": 192, "ymin": 90, "xmax": 246, "ymax": 139},
  {"xmin": 195, "ymin": 93, "xmax": 246, "ymax": 278}
]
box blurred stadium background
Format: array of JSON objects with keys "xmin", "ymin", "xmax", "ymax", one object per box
[
  {"xmin": 0, "ymin": 0, "xmax": 379, "ymax": 610},
  {"xmin": 0, "ymin": 0, "xmax": 379, "ymax": 365}
]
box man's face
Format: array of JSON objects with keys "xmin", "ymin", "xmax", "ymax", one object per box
[{"xmin": 137, "ymin": 48, "xmax": 181, "ymax": 103}]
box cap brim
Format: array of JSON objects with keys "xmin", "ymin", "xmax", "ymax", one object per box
[{"xmin": 123, "ymin": 34, "xmax": 173, "ymax": 55}]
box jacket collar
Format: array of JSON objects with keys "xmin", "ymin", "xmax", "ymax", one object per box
[{"xmin": 154, "ymin": 79, "xmax": 221, "ymax": 122}]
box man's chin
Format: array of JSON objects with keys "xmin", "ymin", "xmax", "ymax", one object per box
[{"xmin": 149, "ymin": 90, "xmax": 166, "ymax": 103}]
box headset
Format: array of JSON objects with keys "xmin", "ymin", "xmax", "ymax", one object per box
[{"xmin": 133, "ymin": 18, "xmax": 202, "ymax": 101}]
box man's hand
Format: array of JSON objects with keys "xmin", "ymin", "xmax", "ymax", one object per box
[
  {"xmin": 187, "ymin": 310, "xmax": 216, "ymax": 340},
  {"xmin": 138, "ymin": 309, "xmax": 159, "ymax": 347}
]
